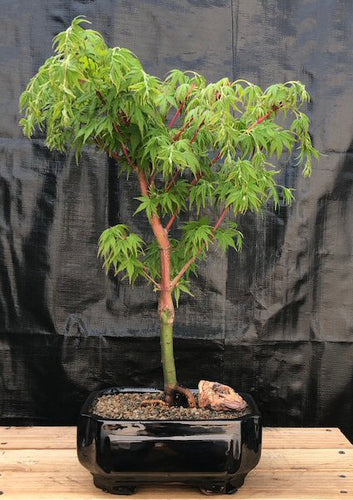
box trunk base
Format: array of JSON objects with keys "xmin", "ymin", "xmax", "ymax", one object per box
[{"xmin": 165, "ymin": 384, "xmax": 197, "ymax": 408}]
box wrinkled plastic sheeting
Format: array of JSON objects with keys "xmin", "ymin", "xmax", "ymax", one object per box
[{"xmin": 1, "ymin": 1, "xmax": 353, "ymax": 439}]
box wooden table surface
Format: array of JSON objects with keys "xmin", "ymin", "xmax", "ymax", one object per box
[{"xmin": 0, "ymin": 426, "xmax": 352, "ymax": 499}]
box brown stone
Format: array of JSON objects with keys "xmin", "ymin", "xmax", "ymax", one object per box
[{"xmin": 198, "ymin": 380, "xmax": 247, "ymax": 411}]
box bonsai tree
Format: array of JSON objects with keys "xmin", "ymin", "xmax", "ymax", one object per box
[{"xmin": 20, "ymin": 17, "xmax": 318, "ymax": 406}]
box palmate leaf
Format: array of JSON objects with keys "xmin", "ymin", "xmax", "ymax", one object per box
[
  {"xmin": 181, "ymin": 218, "xmax": 214, "ymax": 257},
  {"xmin": 189, "ymin": 180, "xmax": 216, "ymax": 214},
  {"xmin": 98, "ymin": 224, "xmax": 145, "ymax": 284},
  {"xmin": 214, "ymin": 224, "xmax": 243, "ymax": 252}
]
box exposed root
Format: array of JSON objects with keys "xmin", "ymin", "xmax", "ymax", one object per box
[
  {"xmin": 165, "ymin": 384, "xmax": 197, "ymax": 408},
  {"xmin": 141, "ymin": 399, "xmax": 167, "ymax": 407}
]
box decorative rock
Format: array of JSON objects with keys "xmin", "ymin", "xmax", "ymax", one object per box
[{"xmin": 198, "ymin": 380, "xmax": 247, "ymax": 411}]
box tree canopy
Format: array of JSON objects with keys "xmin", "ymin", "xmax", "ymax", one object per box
[{"xmin": 20, "ymin": 17, "xmax": 319, "ymax": 305}]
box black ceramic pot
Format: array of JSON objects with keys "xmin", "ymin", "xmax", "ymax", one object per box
[{"xmin": 77, "ymin": 388, "xmax": 262, "ymax": 495}]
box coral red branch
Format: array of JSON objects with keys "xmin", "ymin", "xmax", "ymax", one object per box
[
  {"xmin": 173, "ymin": 118, "xmax": 194, "ymax": 142},
  {"xmin": 190, "ymin": 122, "xmax": 204, "ymax": 144},
  {"xmin": 170, "ymin": 205, "xmax": 229, "ymax": 289},
  {"xmin": 97, "ymin": 89, "xmax": 169, "ymax": 293},
  {"xmin": 212, "ymin": 151, "xmax": 222, "ymax": 164},
  {"xmin": 170, "ymin": 256, "xmax": 197, "ymax": 290},
  {"xmin": 166, "ymin": 152, "xmax": 223, "ymax": 233},
  {"xmin": 246, "ymin": 105, "xmax": 279, "ymax": 134},
  {"xmin": 169, "ymin": 103, "xmax": 185, "ymax": 128},
  {"xmin": 169, "ymin": 87, "xmax": 195, "ymax": 128},
  {"xmin": 165, "ymin": 213, "xmax": 178, "ymax": 233},
  {"xmin": 166, "ymin": 169, "xmax": 181, "ymax": 193},
  {"xmin": 110, "ymin": 150, "xmax": 124, "ymax": 162},
  {"xmin": 96, "ymin": 90, "xmax": 106, "ymax": 105},
  {"xmin": 212, "ymin": 206, "xmax": 229, "ymax": 232}
]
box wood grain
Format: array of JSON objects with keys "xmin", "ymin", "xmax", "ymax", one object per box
[{"xmin": 0, "ymin": 427, "xmax": 352, "ymax": 499}]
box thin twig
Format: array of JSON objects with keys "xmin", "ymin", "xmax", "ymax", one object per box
[
  {"xmin": 165, "ymin": 152, "xmax": 223, "ymax": 233},
  {"xmin": 170, "ymin": 206, "xmax": 230, "ymax": 289},
  {"xmin": 94, "ymin": 137, "xmax": 124, "ymax": 162},
  {"xmin": 165, "ymin": 169, "xmax": 181, "ymax": 193},
  {"xmin": 143, "ymin": 269, "xmax": 161, "ymax": 290},
  {"xmin": 168, "ymin": 87, "xmax": 195, "ymax": 128},
  {"xmin": 190, "ymin": 121, "xmax": 204, "ymax": 144},
  {"xmin": 172, "ymin": 118, "xmax": 194, "ymax": 141},
  {"xmin": 245, "ymin": 104, "xmax": 280, "ymax": 134},
  {"xmin": 169, "ymin": 102, "xmax": 185, "ymax": 128}
]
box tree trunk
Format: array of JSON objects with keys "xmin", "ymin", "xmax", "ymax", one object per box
[{"xmin": 159, "ymin": 289, "xmax": 177, "ymax": 393}]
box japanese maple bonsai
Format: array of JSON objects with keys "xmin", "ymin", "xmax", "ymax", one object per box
[{"xmin": 20, "ymin": 17, "xmax": 318, "ymax": 407}]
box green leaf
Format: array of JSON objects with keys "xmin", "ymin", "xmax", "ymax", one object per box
[{"xmin": 98, "ymin": 224, "xmax": 145, "ymax": 283}]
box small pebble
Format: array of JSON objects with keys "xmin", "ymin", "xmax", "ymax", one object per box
[{"xmin": 91, "ymin": 392, "xmax": 251, "ymax": 420}]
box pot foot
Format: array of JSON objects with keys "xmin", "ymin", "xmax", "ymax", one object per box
[
  {"xmin": 93, "ymin": 475, "xmax": 136, "ymax": 495},
  {"xmin": 199, "ymin": 474, "xmax": 246, "ymax": 495}
]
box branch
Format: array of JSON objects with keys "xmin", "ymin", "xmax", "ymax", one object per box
[
  {"xmin": 170, "ymin": 255, "xmax": 197, "ymax": 290},
  {"xmin": 165, "ymin": 169, "xmax": 181, "ymax": 193},
  {"xmin": 94, "ymin": 137, "xmax": 122, "ymax": 162},
  {"xmin": 170, "ymin": 205, "xmax": 230, "ymax": 289},
  {"xmin": 212, "ymin": 206, "xmax": 229, "ymax": 232},
  {"xmin": 168, "ymin": 87, "xmax": 195, "ymax": 128},
  {"xmin": 169, "ymin": 102, "xmax": 185, "ymax": 128},
  {"xmin": 97, "ymin": 90, "xmax": 171, "ymax": 292},
  {"xmin": 165, "ymin": 151, "xmax": 223, "ymax": 233},
  {"xmin": 167, "ymin": 103, "xmax": 280, "ymax": 208},
  {"xmin": 173, "ymin": 118, "xmax": 194, "ymax": 142},
  {"xmin": 96, "ymin": 90, "xmax": 106, "ymax": 105},
  {"xmin": 165, "ymin": 213, "xmax": 178, "ymax": 233},
  {"xmin": 165, "ymin": 117, "xmax": 198, "ymax": 193},
  {"xmin": 190, "ymin": 121, "xmax": 204, "ymax": 144},
  {"xmin": 246, "ymin": 104, "xmax": 279, "ymax": 134}
]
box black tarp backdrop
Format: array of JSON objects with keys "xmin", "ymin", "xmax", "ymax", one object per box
[{"xmin": 1, "ymin": 0, "xmax": 353, "ymax": 440}]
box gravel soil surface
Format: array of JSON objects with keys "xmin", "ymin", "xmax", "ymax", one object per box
[{"xmin": 91, "ymin": 392, "xmax": 251, "ymax": 420}]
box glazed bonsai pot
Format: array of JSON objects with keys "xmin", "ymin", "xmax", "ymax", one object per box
[{"xmin": 77, "ymin": 387, "xmax": 262, "ymax": 495}]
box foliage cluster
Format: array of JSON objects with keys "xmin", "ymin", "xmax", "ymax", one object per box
[{"xmin": 20, "ymin": 17, "xmax": 319, "ymax": 304}]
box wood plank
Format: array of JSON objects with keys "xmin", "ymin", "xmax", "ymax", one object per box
[
  {"xmin": 1, "ymin": 448, "xmax": 353, "ymax": 472},
  {"xmin": 260, "ymin": 448, "xmax": 353, "ymax": 470},
  {"xmin": 0, "ymin": 427, "xmax": 351, "ymax": 450},
  {"xmin": 2, "ymin": 492, "xmax": 353, "ymax": 500},
  {"xmin": 0, "ymin": 427, "xmax": 352, "ymax": 499},
  {"xmin": 263, "ymin": 427, "xmax": 352, "ymax": 449},
  {"xmin": 0, "ymin": 471, "xmax": 352, "ymax": 499},
  {"xmin": 0, "ymin": 427, "xmax": 76, "ymax": 449}
]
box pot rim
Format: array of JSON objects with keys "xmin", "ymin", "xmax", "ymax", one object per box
[{"xmin": 79, "ymin": 387, "xmax": 261, "ymax": 423}]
